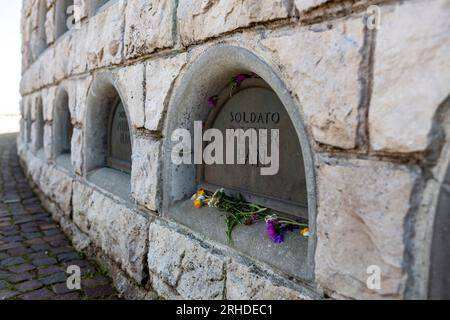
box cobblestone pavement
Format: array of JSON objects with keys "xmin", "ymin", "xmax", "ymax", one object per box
[{"xmin": 0, "ymin": 133, "xmax": 119, "ymax": 300}]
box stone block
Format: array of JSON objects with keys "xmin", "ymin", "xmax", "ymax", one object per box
[
  {"xmin": 131, "ymin": 137, "xmax": 161, "ymax": 211},
  {"xmin": 124, "ymin": 0, "xmax": 175, "ymax": 59},
  {"xmin": 148, "ymin": 223, "xmax": 226, "ymax": 299},
  {"xmin": 145, "ymin": 54, "xmax": 187, "ymax": 131},
  {"xmin": 315, "ymin": 157, "xmax": 421, "ymax": 299},
  {"xmin": 261, "ymin": 17, "xmax": 365, "ymax": 149},
  {"xmin": 178, "ymin": 0, "xmax": 291, "ymax": 45},
  {"xmin": 369, "ymin": 0, "xmax": 450, "ymax": 153}
]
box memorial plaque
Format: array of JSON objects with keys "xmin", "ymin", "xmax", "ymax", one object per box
[
  {"xmin": 201, "ymin": 80, "xmax": 307, "ymax": 217},
  {"xmin": 58, "ymin": 93, "xmax": 72, "ymax": 154},
  {"xmin": 108, "ymin": 101, "xmax": 132, "ymax": 173}
]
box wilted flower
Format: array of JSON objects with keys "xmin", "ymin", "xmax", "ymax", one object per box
[
  {"xmin": 251, "ymin": 213, "xmax": 260, "ymax": 222},
  {"xmin": 265, "ymin": 215, "xmax": 284, "ymax": 244},
  {"xmin": 207, "ymin": 95, "xmax": 219, "ymax": 108},
  {"xmin": 300, "ymin": 228, "xmax": 310, "ymax": 237},
  {"xmin": 208, "ymin": 188, "xmax": 224, "ymax": 208}
]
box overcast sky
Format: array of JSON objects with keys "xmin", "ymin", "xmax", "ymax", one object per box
[{"xmin": 0, "ymin": 1, "xmax": 22, "ymax": 115}]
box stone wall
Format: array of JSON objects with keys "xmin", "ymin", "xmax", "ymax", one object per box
[{"xmin": 17, "ymin": 0, "xmax": 450, "ymax": 299}]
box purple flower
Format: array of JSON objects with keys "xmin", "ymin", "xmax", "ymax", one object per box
[
  {"xmin": 233, "ymin": 73, "xmax": 255, "ymax": 87},
  {"xmin": 251, "ymin": 213, "xmax": 260, "ymax": 222},
  {"xmin": 265, "ymin": 217, "xmax": 285, "ymax": 244},
  {"xmin": 207, "ymin": 96, "xmax": 219, "ymax": 109},
  {"xmin": 235, "ymin": 74, "xmax": 249, "ymax": 83}
]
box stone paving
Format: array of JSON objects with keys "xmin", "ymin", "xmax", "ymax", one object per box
[{"xmin": 0, "ymin": 133, "xmax": 119, "ymax": 300}]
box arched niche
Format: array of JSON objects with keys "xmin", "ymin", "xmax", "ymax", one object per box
[
  {"xmin": 55, "ymin": 0, "xmax": 74, "ymax": 39},
  {"xmin": 428, "ymin": 164, "xmax": 450, "ymax": 299},
  {"xmin": 162, "ymin": 45, "xmax": 317, "ymax": 281},
  {"xmin": 34, "ymin": 97, "xmax": 44, "ymax": 153},
  {"xmin": 84, "ymin": 73, "xmax": 133, "ymax": 200},
  {"xmin": 33, "ymin": 0, "xmax": 48, "ymax": 60},
  {"xmin": 200, "ymin": 77, "xmax": 308, "ymax": 218},
  {"xmin": 26, "ymin": 102, "xmax": 32, "ymax": 145},
  {"xmin": 54, "ymin": 87, "xmax": 73, "ymax": 171}
]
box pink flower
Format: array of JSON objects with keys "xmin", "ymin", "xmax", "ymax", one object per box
[{"xmin": 207, "ymin": 95, "xmax": 219, "ymax": 108}]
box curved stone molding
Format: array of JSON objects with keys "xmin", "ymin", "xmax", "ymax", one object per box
[{"xmin": 162, "ymin": 45, "xmax": 317, "ymax": 281}]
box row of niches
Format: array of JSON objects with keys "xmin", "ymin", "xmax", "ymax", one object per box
[
  {"xmin": 28, "ymin": 0, "xmax": 110, "ymax": 63},
  {"xmin": 23, "ymin": 82, "xmax": 132, "ymax": 199},
  {"xmin": 21, "ymin": 46, "xmax": 317, "ymax": 281}
]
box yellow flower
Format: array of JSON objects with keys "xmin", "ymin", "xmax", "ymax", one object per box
[
  {"xmin": 194, "ymin": 199, "xmax": 203, "ymax": 209},
  {"xmin": 196, "ymin": 189, "xmax": 206, "ymax": 197},
  {"xmin": 300, "ymin": 228, "xmax": 310, "ymax": 237}
]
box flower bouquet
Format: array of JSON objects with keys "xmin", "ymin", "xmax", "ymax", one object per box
[{"xmin": 192, "ymin": 188, "xmax": 309, "ymax": 244}]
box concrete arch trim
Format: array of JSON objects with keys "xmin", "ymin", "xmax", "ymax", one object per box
[
  {"xmin": 83, "ymin": 71, "xmax": 134, "ymax": 176},
  {"xmin": 53, "ymin": 86, "xmax": 74, "ymax": 161},
  {"xmin": 161, "ymin": 44, "xmax": 317, "ymax": 281}
]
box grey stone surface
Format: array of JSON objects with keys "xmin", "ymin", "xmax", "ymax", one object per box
[{"xmin": 315, "ymin": 157, "xmax": 420, "ymax": 299}]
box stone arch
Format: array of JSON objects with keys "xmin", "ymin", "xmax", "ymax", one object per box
[
  {"xmin": 161, "ymin": 45, "xmax": 317, "ymax": 280},
  {"xmin": 33, "ymin": 0, "xmax": 47, "ymax": 60},
  {"xmin": 84, "ymin": 73, "xmax": 133, "ymax": 199},
  {"xmin": 55, "ymin": 0, "xmax": 74, "ymax": 39},
  {"xmin": 53, "ymin": 86, "xmax": 73, "ymax": 158}
]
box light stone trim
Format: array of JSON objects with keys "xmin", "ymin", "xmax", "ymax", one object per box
[{"xmin": 161, "ymin": 45, "xmax": 317, "ymax": 282}]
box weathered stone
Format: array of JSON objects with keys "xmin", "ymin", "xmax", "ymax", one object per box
[
  {"xmin": 75, "ymin": 188, "xmax": 150, "ymax": 283},
  {"xmin": 70, "ymin": 23, "xmax": 88, "ymax": 74},
  {"xmin": 226, "ymin": 262, "xmax": 309, "ymax": 300},
  {"xmin": 131, "ymin": 137, "xmax": 161, "ymax": 212},
  {"xmin": 295, "ymin": 0, "xmax": 328, "ymax": 12},
  {"xmin": 72, "ymin": 181, "xmax": 94, "ymax": 234},
  {"xmin": 70, "ymin": 128, "xmax": 83, "ymax": 175},
  {"xmin": 147, "ymin": 223, "xmax": 186, "ymax": 287},
  {"xmin": 85, "ymin": 1, "xmax": 125, "ymax": 70},
  {"xmin": 148, "ymin": 223, "xmax": 226, "ymax": 299},
  {"xmin": 124, "ymin": 0, "xmax": 175, "ymax": 59},
  {"xmin": 149, "ymin": 274, "xmax": 182, "ymax": 300},
  {"xmin": 41, "ymin": 86, "xmax": 56, "ymax": 122},
  {"xmin": 369, "ymin": 0, "xmax": 450, "ymax": 153},
  {"xmin": 73, "ymin": 75, "xmax": 92, "ymax": 125},
  {"xmin": 54, "ymin": 33, "xmax": 73, "ymax": 82},
  {"xmin": 315, "ymin": 157, "xmax": 420, "ymax": 299},
  {"xmin": 177, "ymin": 0, "xmax": 291, "ymax": 45},
  {"xmin": 261, "ymin": 17, "xmax": 365, "ymax": 149},
  {"xmin": 145, "ymin": 54, "xmax": 187, "ymax": 131},
  {"xmin": 74, "ymin": 0, "xmax": 89, "ymax": 20},
  {"xmin": 177, "ymin": 243, "xmax": 225, "ymax": 300},
  {"xmin": 39, "ymin": 167, "xmax": 73, "ymax": 216},
  {"xmin": 114, "ymin": 64, "xmax": 145, "ymax": 129},
  {"xmin": 44, "ymin": 5, "xmax": 55, "ymax": 45},
  {"xmin": 43, "ymin": 123, "xmax": 53, "ymax": 161}
]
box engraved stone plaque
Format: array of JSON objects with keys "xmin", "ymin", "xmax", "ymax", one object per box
[
  {"xmin": 201, "ymin": 81, "xmax": 307, "ymax": 217},
  {"xmin": 108, "ymin": 101, "xmax": 132, "ymax": 173}
]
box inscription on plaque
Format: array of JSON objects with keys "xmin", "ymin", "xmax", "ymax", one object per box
[
  {"xmin": 57, "ymin": 92, "xmax": 72, "ymax": 154},
  {"xmin": 108, "ymin": 101, "xmax": 131, "ymax": 173},
  {"xmin": 202, "ymin": 83, "xmax": 307, "ymax": 216}
]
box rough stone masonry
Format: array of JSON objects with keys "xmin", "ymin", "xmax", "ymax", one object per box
[{"xmin": 17, "ymin": 0, "xmax": 450, "ymax": 300}]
